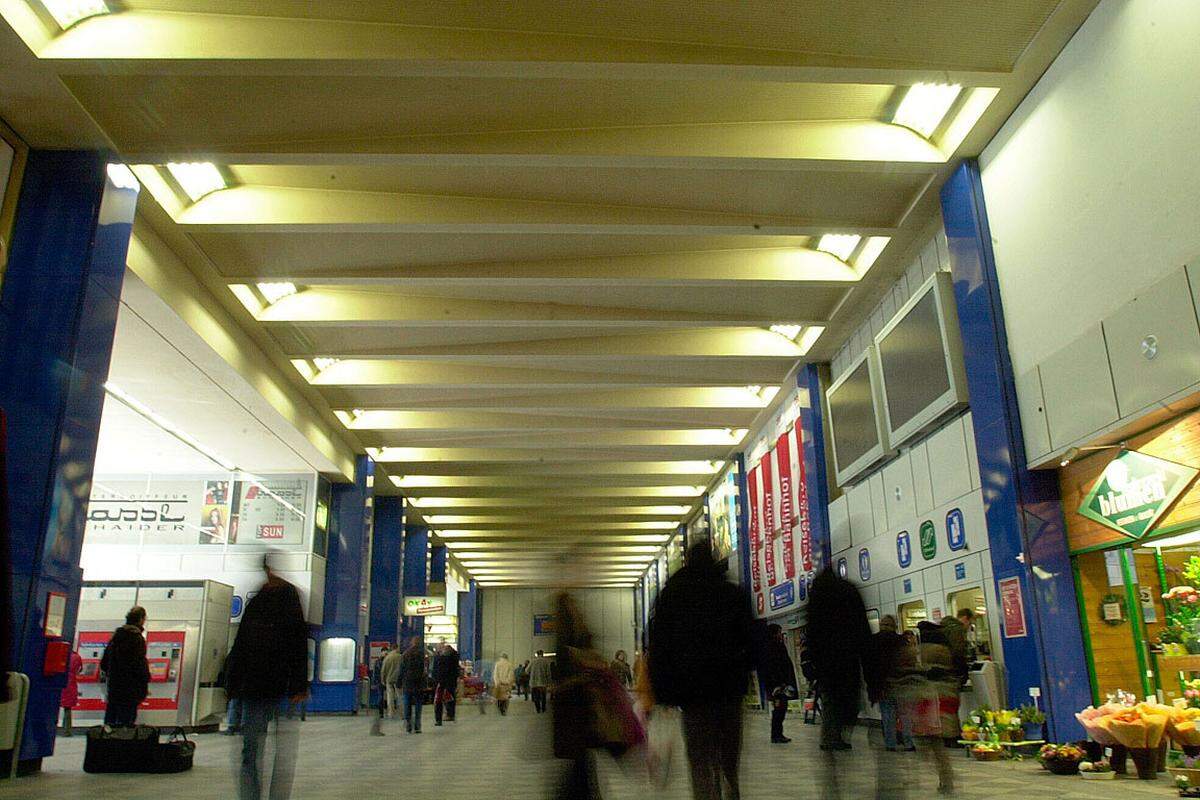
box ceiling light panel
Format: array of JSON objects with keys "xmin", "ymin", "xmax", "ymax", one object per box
[
  {"xmin": 893, "ymin": 83, "xmax": 962, "ymax": 138},
  {"xmin": 42, "ymin": 0, "xmax": 108, "ymax": 29},
  {"xmin": 257, "ymin": 282, "xmax": 297, "ymax": 305},
  {"xmin": 816, "ymin": 234, "xmax": 862, "ymax": 262},
  {"xmin": 165, "ymin": 162, "xmax": 226, "ymax": 202}
]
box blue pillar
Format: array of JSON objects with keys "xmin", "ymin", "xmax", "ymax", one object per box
[
  {"xmin": 400, "ymin": 522, "xmax": 429, "ymax": 646},
  {"xmin": 734, "ymin": 455, "xmax": 752, "ymax": 591},
  {"xmin": 457, "ymin": 580, "xmax": 479, "ymax": 662},
  {"xmin": 940, "ymin": 160, "xmax": 1090, "ymax": 739},
  {"xmin": 798, "ymin": 364, "xmax": 834, "ymax": 572},
  {"xmin": 430, "ymin": 543, "xmax": 447, "ymax": 583},
  {"xmin": 0, "ymin": 152, "xmax": 136, "ymax": 765},
  {"xmin": 368, "ymin": 496, "xmax": 402, "ymax": 648},
  {"xmin": 310, "ymin": 454, "xmax": 374, "ymax": 712}
]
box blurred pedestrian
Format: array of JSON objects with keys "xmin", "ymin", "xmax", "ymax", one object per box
[
  {"xmin": 649, "ymin": 543, "xmax": 753, "ymax": 800},
  {"xmin": 871, "ymin": 616, "xmax": 915, "ymax": 752},
  {"xmin": 370, "ymin": 644, "xmax": 390, "ymax": 736},
  {"xmin": 914, "ymin": 620, "xmax": 958, "ymax": 793},
  {"xmin": 761, "ymin": 624, "xmax": 798, "ymax": 744},
  {"xmin": 806, "ymin": 567, "xmax": 873, "ymax": 752},
  {"xmin": 380, "ymin": 644, "xmax": 402, "ymax": 718},
  {"xmin": 225, "ymin": 555, "xmax": 309, "ymax": 800},
  {"xmin": 400, "ymin": 639, "xmax": 427, "ymax": 733},
  {"xmin": 493, "ymin": 653, "xmax": 515, "ymax": 715},
  {"xmin": 433, "ymin": 639, "xmax": 460, "ymax": 725},
  {"xmin": 100, "ymin": 605, "xmax": 150, "ymax": 727},
  {"xmin": 610, "ymin": 650, "xmax": 633, "ymax": 689},
  {"xmin": 530, "ymin": 650, "xmax": 552, "ymax": 714},
  {"xmin": 60, "ymin": 647, "xmax": 82, "ymax": 736}
]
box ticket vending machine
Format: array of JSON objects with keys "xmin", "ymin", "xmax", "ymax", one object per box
[{"xmin": 75, "ymin": 580, "xmax": 233, "ymax": 730}]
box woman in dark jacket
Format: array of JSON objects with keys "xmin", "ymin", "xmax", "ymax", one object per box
[
  {"xmin": 100, "ymin": 606, "xmax": 150, "ymax": 727},
  {"xmin": 762, "ymin": 623, "xmax": 799, "ymax": 744}
]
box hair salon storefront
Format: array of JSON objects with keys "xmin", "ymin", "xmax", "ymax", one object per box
[{"xmin": 1063, "ymin": 406, "xmax": 1200, "ymax": 706}]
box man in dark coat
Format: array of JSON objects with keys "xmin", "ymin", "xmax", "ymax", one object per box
[
  {"xmin": 760, "ymin": 623, "xmax": 799, "ymax": 744},
  {"xmin": 806, "ymin": 567, "xmax": 874, "ymax": 751},
  {"xmin": 649, "ymin": 542, "xmax": 754, "ymax": 800},
  {"xmin": 400, "ymin": 639, "xmax": 428, "ymax": 733},
  {"xmin": 432, "ymin": 639, "xmax": 460, "ymax": 726},
  {"xmin": 224, "ymin": 555, "xmax": 309, "ymax": 800},
  {"xmin": 100, "ymin": 605, "xmax": 150, "ymax": 726}
]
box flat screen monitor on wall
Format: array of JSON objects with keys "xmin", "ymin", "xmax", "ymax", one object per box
[
  {"xmin": 825, "ymin": 346, "xmax": 891, "ymax": 487},
  {"xmin": 874, "ymin": 271, "xmax": 969, "ymax": 448}
]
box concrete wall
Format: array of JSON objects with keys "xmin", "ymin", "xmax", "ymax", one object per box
[{"xmin": 480, "ymin": 587, "xmax": 635, "ymax": 665}]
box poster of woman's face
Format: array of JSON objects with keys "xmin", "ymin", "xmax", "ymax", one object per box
[{"xmin": 200, "ymin": 504, "xmax": 227, "ymax": 544}]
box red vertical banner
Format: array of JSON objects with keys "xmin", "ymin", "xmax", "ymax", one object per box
[
  {"xmin": 776, "ymin": 431, "xmax": 796, "ymax": 579},
  {"xmin": 747, "ymin": 466, "xmax": 762, "ymax": 594},
  {"xmin": 794, "ymin": 426, "xmax": 813, "ymax": 572},
  {"xmin": 761, "ymin": 450, "xmax": 777, "ymax": 587}
]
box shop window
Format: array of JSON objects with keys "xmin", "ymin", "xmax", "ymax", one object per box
[
  {"xmin": 898, "ymin": 600, "xmax": 927, "ymax": 632},
  {"xmin": 317, "ymin": 637, "xmax": 356, "ymax": 682},
  {"xmin": 947, "ymin": 587, "xmax": 991, "ymax": 658}
]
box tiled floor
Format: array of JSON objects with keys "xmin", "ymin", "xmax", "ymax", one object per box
[{"xmin": 0, "ymin": 700, "xmax": 1181, "ymax": 799}]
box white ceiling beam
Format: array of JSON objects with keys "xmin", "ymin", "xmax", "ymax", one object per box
[
  {"xmin": 37, "ymin": 11, "xmax": 1009, "ymax": 87},
  {"xmin": 342, "ymin": 409, "xmax": 757, "ymax": 432},
  {"xmin": 373, "ymin": 445, "xmax": 734, "ymax": 463},
  {"xmin": 319, "ymin": 386, "xmax": 774, "ymax": 410},
  {"xmin": 365, "ymin": 428, "xmax": 743, "ymax": 449},
  {"xmin": 384, "ymin": 460, "xmax": 722, "ymax": 477}
]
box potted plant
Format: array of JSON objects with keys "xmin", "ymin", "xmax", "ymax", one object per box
[
  {"xmin": 1019, "ymin": 704, "xmax": 1046, "ymax": 741},
  {"xmin": 1078, "ymin": 760, "xmax": 1115, "ymax": 780},
  {"xmin": 972, "ymin": 741, "xmax": 1003, "ymax": 762},
  {"xmin": 1038, "ymin": 743, "xmax": 1085, "ymax": 775},
  {"xmin": 960, "ymin": 723, "xmax": 979, "ymax": 741}
]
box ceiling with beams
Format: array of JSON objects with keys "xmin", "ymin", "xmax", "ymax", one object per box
[{"xmin": 0, "ymin": 0, "xmax": 1097, "ymax": 587}]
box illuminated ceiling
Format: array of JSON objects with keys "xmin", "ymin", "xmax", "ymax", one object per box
[{"xmin": 0, "ymin": 0, "xmax": 1097, "ymax": 586}]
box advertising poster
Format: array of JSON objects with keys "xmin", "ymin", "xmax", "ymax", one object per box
[
  {"xmin": 85, "ymin": 479, "xmax": 201, "ymax": 546},
  {"xmin": 666, "ymin": 535, "xmax": 684, "ymax": 576},
  {"xmin": 200, "ymin": 479, "xmax": 233, "ymax": 544},
  {"xmin": 761, "ymin": 451, "xmax": 777, "ymax": 587},
  {"xmin": 707, "ymin": 464, "xmax": 739, "ymax": 563},
  {"xmin": 748, "ymin": 426, "xmax": 813, "ymax": 618},
  {"xmin": 747, "ymin": 466, "xmax": 762, "ymax": 596},
  {"xmin": 776, "ymin": 431, "xmax": 796, "ymax": 580}
]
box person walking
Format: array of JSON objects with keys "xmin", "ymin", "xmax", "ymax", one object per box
[
  {"xmin": 100, "ymin": 606, "xmax": 150, "ymax": 727},
  {"xmin": 380, "ymin": 643, "xmax": 402, "ymax": 719},
  {"xmin": 870, "ymin": 616, "xmax": 916, "ymax": 752},
  {"xmin": 649, "ymin": 542, "xmax": 754, "ymax": 800},
  {"xmin": 400, "ymin": 639, "xmax": 427, "ymax": 733},
  {"xmin": 218, "ymin": 653, "xmax": 245, "ymax": 735},
  {"xmin": 224, "ymin": 555, "xmax": 309, "ymax": 800},
  {"xmin": 60, "ymin": 647, "xmax": 82, "ymax": 736},
  {"xmin": 517, "ymin": 659, "xmax": 531, "ymax": 699},
  {"xmin": 806, "ymin": 567, "xmax": 873, "ymax": 752},
  {"xmin": 761, "ymin": 624, "xmax": 799, "ymax": 744},
  {"xmin": 433, "ymin": 639, "xmax": 460, "ymax": 725},
  {"xmin": 913, "ymin": 620, "xmax": 958, "ymax": 794},
  {"xmin": 492, "ymin": 653, "xmax": 515, "ymax": 715},
  {"xmin": 610, "ymin": 650, "xmax": 633, "ymax": 689},
  {"xmin": 370, "ymin": 644, "xmax": 390, "ymax": 736},
  {"xmin": 530, "ymin": 649, "xmax": 552, "ymax": 714}
]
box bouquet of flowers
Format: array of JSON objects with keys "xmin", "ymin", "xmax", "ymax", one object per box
[
  {"xmin": 1039, "ymin": 743, "xmax": 1085, "ymax": 774},
  {"xmin": 1106, "ymin": 704, "xmax": 1169, "ymax": 749},
  {"xmin": 1168, "ymin": 705, "xmax": 1200, "ymax": 750}
]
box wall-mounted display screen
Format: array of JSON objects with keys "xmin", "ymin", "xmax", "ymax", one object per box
[
  {"xmin": 826, "ymin": 347, "xmax": 889, "ymax": 486},
  {"xmin": 875, "ymin": 272, "xmax": 968, "ymax": 447}
]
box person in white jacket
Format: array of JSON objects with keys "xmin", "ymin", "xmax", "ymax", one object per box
[{"xmin": 492, "ymin": 654, "xmax": 516, "ymax": 715}]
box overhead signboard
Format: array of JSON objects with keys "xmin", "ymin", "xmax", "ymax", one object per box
[
  {"xmin": 1077, "ymin": 449, "xmax": 1199, "ymax": 540},
  {"xmin": 402, "ymin": 596, "xmax": 446, "ymax": 616}
]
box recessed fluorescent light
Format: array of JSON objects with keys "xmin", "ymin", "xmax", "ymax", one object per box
[
  {"xmin": 42, "ymin": 0, "xmax": 108, "ymax": 29},
  {"xmin": 105, "ymin": 163, "xmax": 139, "ymax": 191},
  {"xmin": 257, "ymin": 282, "xmax": 297, "ymax": 305},
  {"xmin": 816, "ymin": 234, "xmax": 862, "ymax": 263},
  {"xmin": 165, "ymin": 162, "xmax": 226, "ymax": 202},
  {"xmin": 768, "ymin": 324, "xmax": 803, "ymax": 342},
  {"xmin": 104, "ymin": 382, "xmax": 237, "ymax": 472},
  {"xmin": 796, "ymin": 326, "xmax": 825, "ymax": 355},
  {"xmin": 893, "ymin": 83, "xmax": 962, "ymax": 138},
  {"xmin": 854, "ymin": 237, "xmax": 891, "ymax": 273},
  {"xmin": 312, "ymin": 357, "xmax": 339, "ymax": 372}
]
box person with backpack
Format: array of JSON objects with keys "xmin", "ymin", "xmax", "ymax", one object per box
[{"xmin": 100, "ymin": 606, "xmax": 150, "ymax": 727}]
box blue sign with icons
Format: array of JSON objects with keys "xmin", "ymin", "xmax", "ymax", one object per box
[
  {"xmin": 858, "ymin": 548, "xmax": 871, "ymax": 581},
  {"xmin": 797, "ymin": 575, "xmax": 809, "ymax": 602},
  {"xmin": 231, "ymin": 595, "xmax": 244, "ymax": 620},
  {"xmin": 896, "ymin": 531, "xmax": 912, "ymax": 568},
  {"xmin": 770, "ymin": 581, "xmax": 795, "ymax": 610},
  {"xmin": 836, "ymin": 557, "xmax": 848, "ymax": 579},
  {"xmin": 954, "ymin": 562, "xmax": 966, "ymax": 581},
  {"xmin": 946, "ymin": 508, "xmax": 966, "ymax": 551},
  {"xmin": 902, "ymin": 578, "xmax": 912, "ymax": 595}
]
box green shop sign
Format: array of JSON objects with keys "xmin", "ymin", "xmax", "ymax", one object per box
[
  {"xmin": 1077, "ymin": 449, "xmax": 1198, "ymax": 540},
  {"xmin": 919, "ymin": 520, "xmax": 937, "ymax": 560}
]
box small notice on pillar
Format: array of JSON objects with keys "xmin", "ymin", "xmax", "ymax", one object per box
[{"xmin": 998, "ymin": 576, "xmax": 1028, "ymax": 638}]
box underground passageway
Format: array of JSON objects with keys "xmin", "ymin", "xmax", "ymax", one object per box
[{"xmin": 0, "ymin": 702, "xmax": 1172, "ymax": 800}]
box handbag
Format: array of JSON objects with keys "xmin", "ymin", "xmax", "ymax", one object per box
[
  {"xmin": 150, "ymin": 727, "xmax": 195, "ymax": 773},
  {"xmin": 83, "ymin": 724, "xmax": 160, "ymax": 773}
]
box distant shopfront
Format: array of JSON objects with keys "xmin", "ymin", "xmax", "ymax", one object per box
[{"xmin": 1064, "ymin": 407, "xmax": 1200, "ymax": 705}]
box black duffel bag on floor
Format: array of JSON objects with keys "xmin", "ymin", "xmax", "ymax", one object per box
[
  {"xmin": 150, "ymin": 727, "xmax": 195, "ymax": 773},
  {"xmin": 83, "ymin": 724, "xmax": 160, "ymax": 773}
]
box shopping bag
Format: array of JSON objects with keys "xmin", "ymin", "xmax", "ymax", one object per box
[{"xmin": 150, "ymin": 727, "xmax": 195, "ymax": 773}]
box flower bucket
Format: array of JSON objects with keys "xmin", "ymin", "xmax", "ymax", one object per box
[
  {"xmin": 1128, "ymin": 747, "xmax": 1157, "ymax": 780},
  {"xmin": 1023, "ymin": 722, "xmax": 1043, "ymax": 741},
  {"xmin": 1109, "ymin": 745, "xmax": 1128, "ymax": 774}
]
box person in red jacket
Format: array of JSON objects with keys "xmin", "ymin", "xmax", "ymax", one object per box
[{"xmin": 60, "ymin": 648, "xmax": 83, "ymax": 736}]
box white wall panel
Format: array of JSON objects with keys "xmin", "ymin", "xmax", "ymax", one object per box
[
  {"xmin": 828, "ymin": 495, "xmax": 852, "ymax": 556},
  {"xmin": 925, "ymin": 417, "xmax": 972, "ymax": 507},
  {"xmin": 846, "ymin": 481, "xmax": 874, "ymax": 546},
  {"xmin": 868, "ymin": 471, "xmax": 889, "ymax": 537},
  {"xmin": 909, "ymin": 442, "xmax": 934, "ymax": 516}
]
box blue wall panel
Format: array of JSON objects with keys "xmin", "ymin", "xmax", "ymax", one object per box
[
  {"xmin": 368, "ymin": 495, "xmax": 402, "ymax": 647},
  {"xmin": 400, "ymin": 523, "xmax": 429, "ymax": 646},
  {"xmin": 430, "ymin": 543, "xmax": 447, "ymax": 583},
  {"xmin": 798, "ymin": 364, "xmax": 834, "ymax": 573},
  {"xmin": 309, "ymin": 455, "xmax": 373, "ymax": 712},
  {"xmin": 0, "ymin": 152, "xmax": 135, "ymax": 763},
  {"xmin": 940, "ymin": 160, "xmax": 1090, "ymax": 739}
]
